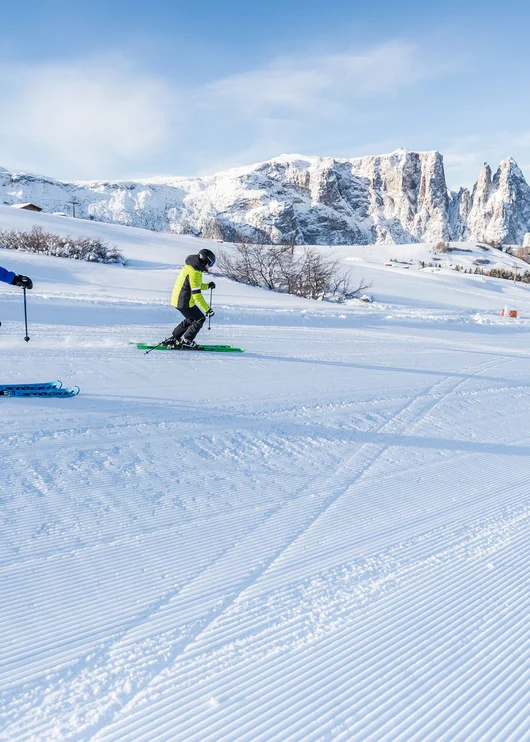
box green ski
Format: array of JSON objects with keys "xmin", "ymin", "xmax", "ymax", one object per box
[{"xmin": 131, "ymin": 342, "xmax": 244, "ymax": 353}]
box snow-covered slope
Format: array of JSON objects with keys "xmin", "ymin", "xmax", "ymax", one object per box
[
  {"xmin": 3, "ymin": 149, "xmax": 530, "ymax": 246},
  {"xmin": 1, "ymin": 204, "xmax": 530, "ymax": 315},
  {"xmin": 2, "ymin": 211, "xmax": 530, "ymax": 741}
]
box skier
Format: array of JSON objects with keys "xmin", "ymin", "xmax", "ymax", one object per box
[
  {"xmin": 0, "ymin": 266, "xmax": 33, "ymax": 289},
  {"xmin": 167, "ymin": 249, "xmax": 216, "ymax": 348}
]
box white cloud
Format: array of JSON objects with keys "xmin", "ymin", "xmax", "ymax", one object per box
[
  {"xmin": 0, "ymin": 56, "xmax": 176, "ymax": 178},
  {"xmin": 0, "ymin": 42, "xmax": 440, "ymax": 179},
  {"xmin": 201, "ymin": 42, "xmax": 431, "ymax": 119},
  {"xmin": 186, "ymin": 41, "xmax": 439, "ymax": 173}
]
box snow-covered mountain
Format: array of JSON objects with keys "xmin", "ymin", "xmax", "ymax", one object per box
[{"xmin": 2, "ymin": 149, "xmax": 530, "ymax": 245}]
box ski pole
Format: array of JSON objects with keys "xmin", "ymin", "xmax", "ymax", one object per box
[
  {"xmin": 23, "ymin": 287, "xmax": 30, "ymax": 342},
  {"xmin": 144, "ymin": 338, "xmax": 172, "ymax": 356},
  {"xmin": 208, "ymin": 287, "xmax": 213, "ymax": 330}
]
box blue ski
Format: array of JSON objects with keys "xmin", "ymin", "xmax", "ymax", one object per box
[
  {"xmin": 0, "ymin": 380, "xmax": 62, "ymax": 392},
  {"xmin": 0, "ymin": 385, "xmax": 80, "ymax": 398}
]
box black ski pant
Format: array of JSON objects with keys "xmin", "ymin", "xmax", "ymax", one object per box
[{"xmin": 172, "ymin": 305, "xmax": 206, "ymax": 342}]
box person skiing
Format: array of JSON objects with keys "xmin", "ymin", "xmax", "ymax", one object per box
[
  {"xmin": 0, "ymin": 266, "xmax": 33, "ymax": 289},
  {"xmin": 167, "ymin": 249, "xmax": 216, "ymax": 348}
]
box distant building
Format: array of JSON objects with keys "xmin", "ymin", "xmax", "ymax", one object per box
[{"xmin": 12, "ymin": 203, "xmax": 42, "ymax": 212}]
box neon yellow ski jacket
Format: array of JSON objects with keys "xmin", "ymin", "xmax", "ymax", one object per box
[{"xmin": 171, "ymin": 255, "xmax": 210, "ymax": 312}]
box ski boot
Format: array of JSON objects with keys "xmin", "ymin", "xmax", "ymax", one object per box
[{"xmin": 180, "ymin": 337, "xmax": 198, "ymax": 349}]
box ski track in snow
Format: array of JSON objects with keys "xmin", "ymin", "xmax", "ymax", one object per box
[{"xmin": 2, "ymin": 313, "xmax": 530, "ymax": 741}]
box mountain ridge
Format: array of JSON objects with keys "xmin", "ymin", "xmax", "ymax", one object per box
[{"xmin": 2, "ymin": 149, "xmax": 530, "ymax": 246}]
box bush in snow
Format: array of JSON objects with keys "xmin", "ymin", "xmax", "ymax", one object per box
[
  {"xmin": 0, "ymin": 227, "xmax": 125, "ymax": 264},
  {"xmin": 217, "ymin": 242, "xmax": 371, "ymax": 302},
  {"xmin": 508, "ymin": 246, "xmax": 530, "ymax": 263},
  {"xmin": 480, "ymin": 238, "xmax": 503, "ymax": 249},
  {"xmin": 473, "ymin": 266, "xmax": 530, "ymax": 283}
]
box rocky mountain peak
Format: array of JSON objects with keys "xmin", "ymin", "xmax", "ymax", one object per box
[
  {"xmin": 2, "ymin": 150, "xmax": 530, "ymax": 246},
  {"xmin": 494, "ymin": 157, "xmax": 527, "ymax": 191}
]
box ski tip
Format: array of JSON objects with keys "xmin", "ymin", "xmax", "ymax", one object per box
[
  {"xmin": 52, "ymin": 385, "xmax": 80, "ymax": 398},
  {"xmin": 52, "ymin": 386, "xmax": 80, "ymax": 398}
]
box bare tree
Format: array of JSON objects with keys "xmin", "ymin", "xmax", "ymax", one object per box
[
  {"xmin": 217, "ymin": 242, "xmax": 291, "ymax": 290},
  {"xmin": 217, "ymin": 243, "xmax": 371, "ymax": 302}
]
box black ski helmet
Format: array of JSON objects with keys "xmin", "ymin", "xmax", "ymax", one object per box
[{"xmin": 198, "ymin": 248, "xmax": 216, "ymax": 268}]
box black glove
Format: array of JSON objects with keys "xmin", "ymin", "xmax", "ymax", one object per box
[
  {"xmin": 206, "ymin": 309, "xmax": 215, "ymax": 317},
  {"xmin": 208, "ymin": 281, "xmax": 216, "ymax": 290},
  {"xmin": 11, "ymin": 274, "xmax": 33, "ymax": 290}
]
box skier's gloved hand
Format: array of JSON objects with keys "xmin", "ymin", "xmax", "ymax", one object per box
[
  {"xmin": 206, "ymin": 309, "xmax": 215, "ymax": 317},
  {"xmin": 11, "ymin": 275, "xmax": 33, "ymax": 290},
  {"xmin": 208, "ymin": 281, "xmax": 216, "ymax": 289}
]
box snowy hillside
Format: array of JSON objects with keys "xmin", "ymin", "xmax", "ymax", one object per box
[
  {"xmin": 2, "ymin": 204, "xmax": 530, "ymax": 315},
  {"xmin": 2, "ymin": 209, "xmax": 530, "ymax": 741},
  {"xmin": 2, "ymin": 148, "xmax": 530, "ymax": 247}
]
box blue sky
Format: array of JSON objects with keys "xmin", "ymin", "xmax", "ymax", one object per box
[{"xmin": 0, "ymin": 0, "xmax": 529, "ymax": 187}]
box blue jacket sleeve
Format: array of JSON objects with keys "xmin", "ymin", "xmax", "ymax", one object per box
[{"xmin": 0, "ymin": 266, "xmax": 16, "ymax": 285}]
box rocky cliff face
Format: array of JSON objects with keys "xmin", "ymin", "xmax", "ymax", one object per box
[
  {"xmin": 2, "ymin": 149, "xmax": 530, "ymax": 245},
  {"xmin": 464, "ymin": 158, "xmax": 530, "ymax": 245}
]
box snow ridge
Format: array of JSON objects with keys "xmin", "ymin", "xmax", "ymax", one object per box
[{"xmin": 2, "ymin": 149, "xmax": 530, "ymax": 245}]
